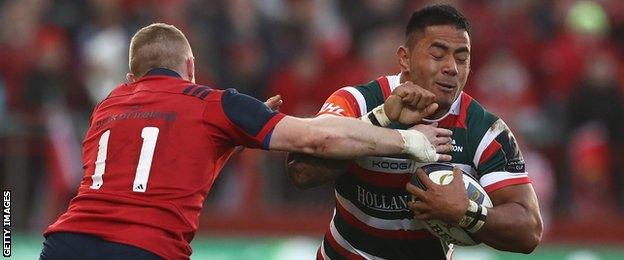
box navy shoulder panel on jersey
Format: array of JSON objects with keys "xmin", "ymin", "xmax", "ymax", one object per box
[
  {"xmin": 221, "ymin": 88, "xmax": 278, "ymax": 137},
  {"xmin": 182, "ymin": 84, "xmax": 212, "ymax": 100},
  {"xmin": 494, "ymin": 121, "xmax": 526, "ymax": 173}
]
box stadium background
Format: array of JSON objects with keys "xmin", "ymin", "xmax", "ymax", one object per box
[{"xmin": 1, "ymin": 0, "xmax": 624, "ymax": 259}]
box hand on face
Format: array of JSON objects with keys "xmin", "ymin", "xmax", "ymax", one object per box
[
  {"xmin": 406, "ymin": 167, "xmax": 468, "ymax": 225},
  {"xmin": 384, "ymin": 81, "xmax": 438, "ymax": 124}
]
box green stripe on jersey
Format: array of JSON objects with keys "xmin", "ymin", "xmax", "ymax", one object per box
[
  {"xmin": 354, "ymin": 80, "xmax": 385, "ymax": 113},
  {"xmin": 465, "ymin": 99, "xmax": 500, "ymax": 168},
  {"xmin": 478, "ymin": 152, "xmax": 506, "ymax": 174}
]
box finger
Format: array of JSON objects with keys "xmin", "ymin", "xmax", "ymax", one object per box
[
  {"xmin": 401, "ymin": 90, "xmax": 416, "ymax": 104},
  {"xmin": 406, "ymin": 182, "xmax": 428, "ymax": 200},
  {"xmin": 384, "ymin": 95, "xmax": 403, "ymax": 120},
  {"xmin": 436, "ymin": 154, "xmax": 452, "ymax": 162},
  {"xmin": 437, "ymin": 137, "xmax": 452, "ymax": 145},
  {"xmin": 436, "ymin": 143, "xmax": 452, "ymax": 153},
  {"xmin": 436, "ymin": 128, "xmax": 453, "ymax": 137},
  {"xmin": 430, "ymin": 122, "xmax": 438, "ymax": 127},
  {"xmin": 264, "ymin": 95, "xmax": 283, "ymax": 110},
  {"xmin": 416, "ymin": 168, "xmax": 437, "ymax": 189},
  {"xmin": 450, "ymin": 167, "xmax": 465, "ymax": 184},
  {"xmin": 413, "ymin": 211, "xmax": 432, "ymax": 220},
  {"xmin": 422, "ymin": 103, "xmax": 438, "ymax": 118},
  {"xmin": 422, "ymin": 91, "xmax": 436, "ymax": 105},
  {"xmin": 415, "ymin": 92, "xmax": 432, "ymax": 110},
  {"xmin": 408, "ymin": 200, "xmax": 428, "ymax": 211},
  {"xmin": 407, "ymin": 91, "xmax": 422, "ymax": 107}
]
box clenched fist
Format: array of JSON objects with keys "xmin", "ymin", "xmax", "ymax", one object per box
[{"xmin": 384, "ymin": 81, "xmax": 438, "ymax": 124}]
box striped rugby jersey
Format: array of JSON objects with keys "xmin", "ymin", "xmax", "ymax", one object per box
[{"xmin": 315, "ymin": 74, "xmax": 531, "ymax": 260}]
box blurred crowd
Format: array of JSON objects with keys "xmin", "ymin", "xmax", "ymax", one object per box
[{"xmin": 1, "ymin": 0, "xmax": 624, "ymax": 238}]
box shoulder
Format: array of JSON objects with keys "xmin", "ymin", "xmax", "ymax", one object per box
[
  {"xmin": 463, "ymin": 94, "xmax": 501, "ymax": 138},
  {"xmin": 318, "ymin": 75, "xmax": 399, "ymax": 117}
]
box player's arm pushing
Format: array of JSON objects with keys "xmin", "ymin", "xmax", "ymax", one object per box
[
  {"xmin": 218, "ymin": 88, "xmax": 448, "ymax": 162},
  {"xmin": 286, "ymin": 82, "xmax": 453, "ymax": 188}
]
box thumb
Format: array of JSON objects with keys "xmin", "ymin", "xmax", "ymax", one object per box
[{"xmin": 422, "ymin": 103, "xmax": 438, "ymax": 118}]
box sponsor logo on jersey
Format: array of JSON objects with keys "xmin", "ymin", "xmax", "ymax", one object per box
[
  {"xmin": 451, "ymin": 139, "xmax": 463, "ymax": 153},
  {"xmin": 371, "ymin": 160, "xmax": 413, "ymax": 170},
  {"xmin": 356, "ymin": 185, "xmax": 411, "ymax": 212},
  {"xmin": 320, "ymin": 103, "xmax": 345, "ymax": 115},
  {"xmin": 356, "ymin": 157, "xmax": 416, "ymax": 174}
]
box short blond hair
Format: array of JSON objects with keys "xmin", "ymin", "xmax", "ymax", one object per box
[{"xmin": 128, "ymin": 23, "xmax": 192, "ymax": 77}]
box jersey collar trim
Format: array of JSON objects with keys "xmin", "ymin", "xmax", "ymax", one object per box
[
  {"xmin": 144, "ymin": 68, "xmax": 182, "ymax": 78},
  {"xmin": 422, "ymin": 92, "xmax": 463, "ymax": 123}
]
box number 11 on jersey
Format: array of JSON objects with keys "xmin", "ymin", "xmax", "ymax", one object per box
[{"xmin": 90, "ymin": 127, "xmax": 160, "ymax": 192}]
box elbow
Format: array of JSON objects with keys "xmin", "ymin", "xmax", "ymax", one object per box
[
  {"xmin": 519, "ymin": 216, "xmax": 544, "ymax": 254},
  {"xmin": 289, "ymin": 173, "xmax": 317, "ymax": 189},
  {"xmin": 286, "ymin": 158, "xmax": 319, "ymax": 189}
]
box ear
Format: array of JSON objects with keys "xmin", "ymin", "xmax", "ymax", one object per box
[
  {"xmin": 397, "ymin": 45, "xmax": 410, "ymax": 77},
  {"xmin": 126, "ymin": 73, "xmax": 137, "ymax": 83},
  {"xmin": 186, "ymin": 56, "xmax": 195, "ymax": 83}
]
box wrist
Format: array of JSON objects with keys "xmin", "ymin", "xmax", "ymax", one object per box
[
  {"xmin": 397, "ymin": 129, "xmax": 438, "ymax": 162},
  {"xmin": 458, "ymin": 200, "xmax": 488, "ymax": 233},
  {"xmin": 360, "ymin": 104, "xmax": 391, "ymax": 126}
]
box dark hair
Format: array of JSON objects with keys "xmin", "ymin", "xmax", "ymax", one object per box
[{"xmin": 405, "ymin": 4, "xmax": 471, "ymax": 45}]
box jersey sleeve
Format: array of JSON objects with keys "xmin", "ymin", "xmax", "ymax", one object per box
[
  {"xmin": 207, "ymin": 88, "xmax": 285, "ymax": 150},
  {"xmin": 473, "ymin": 118, "xmax": 530, "ymax": 193},
  {"xmin": 316, "ymin": 87, "xmax": 364, "ymax": 118}
]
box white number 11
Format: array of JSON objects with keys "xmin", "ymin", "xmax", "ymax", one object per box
[{"xmin": 90, "ymin": 127, "xmax": 160, "ymax": 192}]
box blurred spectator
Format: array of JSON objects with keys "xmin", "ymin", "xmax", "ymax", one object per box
[
  {"xmin": 79, "ymin": 0, "xmax": 128, "ymax": 104},
  {"xmin": 564, "ymin": 50, "xmax": 624, "ymax": 213}
]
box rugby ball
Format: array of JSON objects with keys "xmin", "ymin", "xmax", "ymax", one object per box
[{"xmin": 410, "ymin": 163, "xmax": 492, "ymax": 246}]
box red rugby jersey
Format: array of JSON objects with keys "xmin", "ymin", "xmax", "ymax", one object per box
[{"xmin": 44, "ymin": 68, "xmax": 285, "ymax": 259}]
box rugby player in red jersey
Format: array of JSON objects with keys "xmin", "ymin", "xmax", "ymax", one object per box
[
  {"xmin": 287, "ymin": 5, "xmax": 543, "ymax": 259},
  {"xmin": 39, "ymin": 23, "xmax": 452, "ymax": 260}
]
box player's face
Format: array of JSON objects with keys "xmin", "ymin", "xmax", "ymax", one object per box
[{"xmin": 406, "ymin": 25, "xmax": 470, "ymax": 115}]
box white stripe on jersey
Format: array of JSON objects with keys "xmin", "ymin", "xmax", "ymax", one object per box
[
  {"xmin": 354, "ymin": 156, "xmax": 416, "ymax": 174},
  {"xmin": 453, "ymin": 163, "xmax": 477, "ymax": 177},
  {"xmin": 336, "ymin": 192, "xmax": 426, "ymax": 231},
  {"xmin": 387, "ymin": 74, "xmax": 401, "ymax": 92},
  {"xmin": 479, "ymin": 171, "xmax": 529, "ymax": 188},
  {"xmin": 473, "ymin": 118, "xmax": 506, "ymax": 167},
  {"xmin": 343, "ymin": 87, "xmax": 367, "ymax": 117},
  {"xmin": 330, "ymin": 219, "xmax": 382, "ymax": 260},
  {"xmin": 319, "ymin": 241, "xmax": 329, "ymax": 260}
]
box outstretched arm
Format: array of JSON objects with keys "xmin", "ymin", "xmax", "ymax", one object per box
[{"xmin": 285, "ymin": 82, "xmax": 453, "ymax": 189}]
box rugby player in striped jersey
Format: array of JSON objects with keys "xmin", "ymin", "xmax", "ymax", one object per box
[{"xmin": 287, "ymin": 4, "xmax": 543, "ymax": 259}]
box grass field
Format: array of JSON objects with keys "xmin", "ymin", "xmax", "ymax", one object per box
[{"xmin": 10, "ymin": 234, "xmax": 624, "ymax": 259}]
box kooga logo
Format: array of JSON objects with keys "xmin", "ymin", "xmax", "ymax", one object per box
[{"xmin": 372, "ymin": 160, "xmax": 412, "ymax": 170}]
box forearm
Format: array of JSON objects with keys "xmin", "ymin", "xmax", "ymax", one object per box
[
  {"xmin": 298, "ymin": 116, "xmax": 405, "ymax": 159},
  {"xmin": 286, "ymin": 152, "xmax": 348, "ymax": 189},
  {"xmin": 473, "ymin": 199, "xmax": 543, "ymax": 253}
]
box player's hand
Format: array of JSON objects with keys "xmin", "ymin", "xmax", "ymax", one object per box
[
  {"xmin": 406, "ymin": 167, "xmax": 468, "ymax": 225},
  {"xmin": 410, "ymin": 123, "xmax": 453, "ymax": 162},
  {"xmin": 265, "ymin": 95, "xmax": 283, "ymax": 111},
  {"xmin": 384, "ymin": 81, "xmax": 437, "ymax": 124}
]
